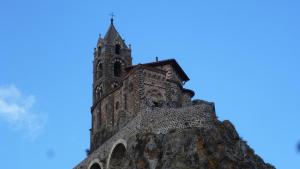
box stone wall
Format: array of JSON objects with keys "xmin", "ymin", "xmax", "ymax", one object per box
[
  {"xmin": 140, "ymin": 103, "xmax": 215, "ymax": 134},
  {"xmin": 74, "ymin": 101, "xmax": 216, "ymax": 169},
  {"xmin": 91, "ymin": 63, "xmax": 196, "ymax": 151}
]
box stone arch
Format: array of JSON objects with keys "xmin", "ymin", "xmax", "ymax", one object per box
[
  {"xmin": 96, "ymin": 61, "xmax": 103, "ymax": 79},
  {"xmin": 111, "ymin": 58, "xmax": 125, "ymax": 77},
  {"xmin": 88, "ymin": 159, "xmax": 103, "ymax": 169},
  {"xmin": 114, "ymin": 41, "xmax": 122, "ymax": 55},
  {"xmin": 114, "ymin": 61, "xmax": 122, "ymax": 77},
  {"xmin": 106, "ymin": 139, "xmax": 127, "ymax": 169}
]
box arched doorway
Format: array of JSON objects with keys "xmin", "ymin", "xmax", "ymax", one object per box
[{"xmin": 107, "ymin": 142, "xmax": 128, "ymax": 169}]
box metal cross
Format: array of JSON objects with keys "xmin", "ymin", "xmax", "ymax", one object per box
[
  {"xmin": 110, "ymin": 12, "xmax": 115, "ymax": 24},
  {"xmin": 110, "ymin": 12, "xmax": 115, "ymax": 19}
]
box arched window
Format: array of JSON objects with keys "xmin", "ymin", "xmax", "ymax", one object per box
[
  {"xmin": 99, "ymin": 86, "xmax": 102, "ymax": 98},
  {"xmin": 115, "ymin": 101, "xmax": 119, "ymax": 110},
  {"xmin": 97, "ymin": 62, "xmax": 102, "ymax": 71},
  {"xmin": 95, "ymin": 86, "xmax": 102, "ymax": 99},
  {"xmin": 114, "ymin": 61, "xmax": 122, "ymax": 77},
  {"xmin": 96, "ymin": 61, "xmax": 103, "ymax": 79},
  {"xmin": 95, "ymin": 88, "xmax": 99, "ymax": 99},
  {"xmin": 115, "ymin": 44, "xmax": 120, "ymax": 54},
  {"xmin": 97, "ymin": 46, "xmax": 102, "ymax": 57}
]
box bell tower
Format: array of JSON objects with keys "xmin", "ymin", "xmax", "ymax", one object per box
[
  {"xmin": 90, "ymin": 18, "xmax": 132, "ymax": 151},
  {"xmin": 92, "ymin": 18, "xmax": 132, "ymax": 104}
]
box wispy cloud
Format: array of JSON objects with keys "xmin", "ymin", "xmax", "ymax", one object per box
[{"xmin": 0, "ymin": 85, "xmax": 46, "ymax": 140}]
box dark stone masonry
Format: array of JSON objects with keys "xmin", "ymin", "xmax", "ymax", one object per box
[{"xmin": 74, "ymin": 19, "xmax": 275, "ymax": 169}]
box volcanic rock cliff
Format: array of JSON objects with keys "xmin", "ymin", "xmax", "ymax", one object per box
[{"xmin": 116, "ymin": 120, "xmax": 275, "ymax": 169}]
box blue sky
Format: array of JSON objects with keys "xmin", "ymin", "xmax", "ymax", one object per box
[{"xmin": 0, "ymin": 0, "xmax": 299, "ymax": 169}]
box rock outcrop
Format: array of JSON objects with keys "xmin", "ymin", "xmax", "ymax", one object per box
[{"xmin": 118, "ymin": 120, "xmax": 275, "ymax": 169}]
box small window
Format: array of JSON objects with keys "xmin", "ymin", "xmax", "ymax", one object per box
[
  {"xmin": 97, "ymin": 62, "xmax": 102, "ymax": 71},
  {"xmin": 95, "ymin": 86, "xmax": 102, "ymax": 99},
  {"xmin": 98, "ymin": 46, "xmax": 102, "ymax": 56},
  {"xmin": 95, "ymin": 89, "xmax": 98, "ymax": 99},
  {"xmin": 99, "ymin": 86, "xmax": 102, "ymax": 98},
  {"xmin": 115, "ymin": 44, "xmax": 120, "ymax": 54},
  {"xmin": 115, "ymin": 101, "xmax": 119, "ymax": 110},
  {"xmin": 114, "ymin": 61, "xmax": 122, "ymax": 77},
  {"xmin": 96, "ymin": 62, "xmax": 103, "ymax": 79}
]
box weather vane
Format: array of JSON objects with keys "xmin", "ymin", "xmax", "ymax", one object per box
[{"xmin": 110, "ymin": 12, "xmax": 115, "ymax": 24}]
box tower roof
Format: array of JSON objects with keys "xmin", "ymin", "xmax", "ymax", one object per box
[{"xmin": 104, "ymin": 21, "xmax": 127, "ymax": 47}]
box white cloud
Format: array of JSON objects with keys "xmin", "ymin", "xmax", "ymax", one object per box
[{"xmin": 0, "ymin": 85, "xmax": 46, "ymax": 140}]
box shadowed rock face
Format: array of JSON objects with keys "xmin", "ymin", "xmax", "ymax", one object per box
[{"xmin": 121, "ymin": 120, "xmax": 275, "ymax": 169}]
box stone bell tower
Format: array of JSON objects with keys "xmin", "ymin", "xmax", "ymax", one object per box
[
  {"xmin": 90, "ymin": 18, "xmax": 132, "ymax": 151},
  {"xmin": 92, "ymin": 18, "xmax": 132, "ymax": 104}
]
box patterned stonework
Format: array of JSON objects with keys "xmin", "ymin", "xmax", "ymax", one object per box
[{"xmin": 90, "ymin": 22, "xmax": 194, "ymax": 152}]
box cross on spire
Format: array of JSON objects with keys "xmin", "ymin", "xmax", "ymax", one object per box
[{"xmin": 110, "ymin": 12, "xmax": 115, "ymax": 24}]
